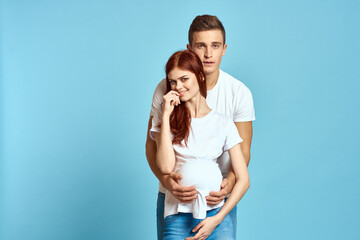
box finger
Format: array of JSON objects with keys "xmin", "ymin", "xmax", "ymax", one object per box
[
  {"xmin": 221, "ymin": 178, "xmax": 228, "ymax": 188},
  {"xmin": 175, "ymin": 194, "xmax": 197, "ymax": 202},
  {"xmin": 171, "ymin": 96, "xmax": 179, "ymax": 106},
  {"xmin": 170, "ymin": 97, "xmax": 177, "ymax": 105},
  {"xmin": 169, "ymin": 172, "xmax": 182, "ymax": 180},
  {"xmin": 179, "ymin": 199, "xmax": 196, "ymax": 203},
  {"xmin": 206, "ymin": 199, "xmax": 222, "ymax": 205},
  {"xmin": 208, "ymin": 189, "xmax": 226, "ymax": 197},
  {"xmin": 173, "ymin": 190, "xmax": 198, "ymax": 197},
  {"xmin": 177, "ymin": 195, "xmax": 198, "ymax": 203},
  {"xmin": 192, "ymin": 221, "xmax": 204, "ymax": 233},
  {"xmin": 185, "ymin": 232, "xmax": 201, "ymax": 240},
  {"xmin": 173, "ymin": 185, "xmax": 196, "ymax": 192},
  {"xmin": 206, "ymin": 195, "xmax": 224, "ymax": 205},
  {"xmin": 166, "ymin": 96, "xmax": 175, "ymax": 105},
  {"xmin": 169, "ymin": 90, "xmax": 180, "ymax": 96}
]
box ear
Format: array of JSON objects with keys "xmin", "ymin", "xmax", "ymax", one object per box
[
  {"xmin": 200, "ymin": 72, "xmax": 205, "ymax": 82},
  {"xmin": 222, "ymin": 43, "xmax": 227, "ymax": 56},
  {"xmin": 186, "ymin": 44, "xmax": 192, "ymax": 50}
]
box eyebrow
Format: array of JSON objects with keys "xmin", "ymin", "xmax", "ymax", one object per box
[
  {"xmin": 168, "ymin": 75, "xmax": 189, "ymax": 81},
  {"xmin": 194, "ymin": 41, "xmax": 223, "ymax": 45}
]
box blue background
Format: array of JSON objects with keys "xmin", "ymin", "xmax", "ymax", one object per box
[{"xmin": 1, "ymin": 0, "xmax": 359, "ymax": 239}]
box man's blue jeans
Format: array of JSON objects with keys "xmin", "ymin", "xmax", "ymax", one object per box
[{"xmin": 157, "ymin": 192, "xmax": 237, "ymax": 240}]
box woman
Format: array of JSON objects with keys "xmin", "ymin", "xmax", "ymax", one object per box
[{"xmin": 150, "ymin": 50, "xmax": 250, "ymax": 240}]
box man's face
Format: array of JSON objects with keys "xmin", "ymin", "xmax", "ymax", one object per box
[{"xmin": 188, "ymin": 30, "xmax": 227, "ymax": 76}]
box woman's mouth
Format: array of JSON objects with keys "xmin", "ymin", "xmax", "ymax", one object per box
[{"xmin": 179, "ymin": 91, "xmax": 187, "ymax": 96}]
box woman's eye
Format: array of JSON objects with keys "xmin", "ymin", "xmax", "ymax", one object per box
[
  {"xmin": 170, "ymin": 81, "xmax": 176, "ymax": 85},
  {"xmin": 181, "ymin": 78, "xmax": 188, "ymax": 82}
]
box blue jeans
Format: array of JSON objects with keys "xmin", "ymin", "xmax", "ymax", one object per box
[{"xmin": 157, "ymin": 192, "xmax": 237, "ymax": 240}]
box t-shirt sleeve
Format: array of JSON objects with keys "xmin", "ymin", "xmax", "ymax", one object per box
[
  {"xmin": 149, "ymin": 79, "xmax": 166, "ymax": 140},
  {"xmin": 150, "ymin": 79, "xmax": 166, "ymax": 117},
  {"xmin": 149, "ymin": 125, "xmax": 160, "ymax": 141},
  {"xmin": 233, "ymin": 85, "xmax": 256, "ymax": 122},
  {"xmin": 223, "ymin": 119, "xmax": 243, "ymax": 151}
]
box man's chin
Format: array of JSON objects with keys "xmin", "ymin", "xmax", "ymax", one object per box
[{"xmin": 204, "ymin": 68, "xmax": 218, "ymax": 76}]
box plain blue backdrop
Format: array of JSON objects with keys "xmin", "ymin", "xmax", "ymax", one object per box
[{"xmin": 1, "ymin": 0, "xmax": 359, "ymax": 239}]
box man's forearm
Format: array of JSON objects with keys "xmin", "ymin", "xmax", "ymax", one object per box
[
  {"xmin": 235, "ymin": 121, "xmax": 253, "ymax": 166},
  {"xmin": 227, "ymin": 122, "xmax": 253, "ymax": 194},
  {"xmin": 240, "ymin": 145, "xmax": 251, "ymax": 166},
  {"xmin": 226, "ymin": 147, "xmax": 249, "ymax": 194}
]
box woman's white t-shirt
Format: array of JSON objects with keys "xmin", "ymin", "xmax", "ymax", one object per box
[{"xmin": 150, "ymin": 110, "xmax": 242, "ymax": 219}]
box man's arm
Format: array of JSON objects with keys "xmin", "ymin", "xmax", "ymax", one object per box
[
  {"xmin": 145, "ymin": 116, "xmax": 197, "ymax": 203},
  {"xmin": 224, "ymin": 121, "xmax": 253, "ymax": 190},
  {"xmin": 235, "ymin": 121, "xmax": 253, "ymax": 166},
  {"xmin": 206, "ymin": 121, "xmax": 253, "ymax": 205}
]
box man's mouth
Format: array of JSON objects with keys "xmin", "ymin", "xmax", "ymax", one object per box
[{"xmin": 203, "ymin": 61, "xmax": 215, "ymax": 65}]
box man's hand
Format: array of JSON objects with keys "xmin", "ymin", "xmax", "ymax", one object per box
[
  {"xmin": 163, "ymin": 172, "xmax": 197, "ymax": 203},
  {"xmin": 206, "ymin": 178, "xmax": 229, "ymax": 205}
]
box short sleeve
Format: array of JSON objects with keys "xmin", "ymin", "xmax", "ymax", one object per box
[
  {"xmin": 223, "ymin": 119, "xmax": 243, "ymax": 151},
  {"xmin": 149, "ymin": 79, "xmax": 166, "ymax": 140},
  {"xmin": 150, "ymin": 79, "xmax": 166, "ymax": 117},
  {"xmin": 149, "ymin": 125, "xmax": 160, "ymax": 141},
  {"xmin": 233, "ymin": 85, "xmax": 255, "ymax": 122}
]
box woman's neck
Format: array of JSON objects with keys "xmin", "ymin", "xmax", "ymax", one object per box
[{"xmin": 185, "ymin": 94, "xmax": 211, "ymax": 118}]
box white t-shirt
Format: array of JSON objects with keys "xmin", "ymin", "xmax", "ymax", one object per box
[
  {"xmin": 150, "ymin": 110, "xmax": 242, "ymax": 219},
  {"xmin": 150, "ymin": 70, "xmax": 255, "ymax": 193}
]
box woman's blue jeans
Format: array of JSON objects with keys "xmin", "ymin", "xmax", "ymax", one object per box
[{"xmin": 157, "ymin": 192, "xmax": 237, "ymax": 240}]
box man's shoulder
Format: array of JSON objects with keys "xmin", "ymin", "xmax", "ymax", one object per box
[
  {"xmin": 212, "ymin": 110, "xmax": 233, "ymax": 122},
  {"xmin": 219, "ymin": 70, "xmax": 251, "ymax": 93},
  {"xmin": 153, "ymin": 78, "xmax": 167, "ymax": 95},
  {"xmin": 156, "ymin": 78, "xmax": 167, "ymax": 90}
]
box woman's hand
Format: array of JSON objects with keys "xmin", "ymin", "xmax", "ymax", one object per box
[
  {"xmin": 185, "ymin": 216, "xmax": 222, "ymax": 240},
  {"xmin": 162, "ymin": 91, "xmax": 180, "ymax": 116}
]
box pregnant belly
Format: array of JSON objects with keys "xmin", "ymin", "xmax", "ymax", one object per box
[{"xmin": 178, "ymin": 160, "xmax": 222, "ymax": 192}]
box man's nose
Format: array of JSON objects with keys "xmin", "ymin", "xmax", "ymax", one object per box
[{"xmin": 205, "ymin": 47, "xmax": 212, "ymax": 58}]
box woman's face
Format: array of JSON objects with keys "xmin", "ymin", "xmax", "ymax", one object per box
[{"xmin": 168, "ymin": 67, "xmax": 200, "ymax": 102}]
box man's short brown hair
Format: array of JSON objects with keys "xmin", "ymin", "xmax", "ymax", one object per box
[{"xmin": 188, "ymin": 15, "xmax": 226, "ymax": 45}]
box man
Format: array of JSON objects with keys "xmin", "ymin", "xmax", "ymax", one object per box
[{"xmin": 146, "ymin": 15, "xmax": 255, "ymax": 239}]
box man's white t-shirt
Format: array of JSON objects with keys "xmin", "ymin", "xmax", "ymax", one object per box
[
  {"xmin": 150, "ymin": 69, "xmax": 255, "ymax": 193},
  {"xmin": 150, "ymin": 110, "xmax": 242, "ymax": 219}
]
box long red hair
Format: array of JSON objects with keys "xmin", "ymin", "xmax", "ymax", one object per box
[{"xmin": 165, "ymin": 50, "xmax": 207, "ymax": 146}]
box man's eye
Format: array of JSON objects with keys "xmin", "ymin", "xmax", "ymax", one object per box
[
  {"xmin": 198, "ymin": 45, "xmax": 204, "ymax": 48},
  {"xmin": 213, "ymin": 44, "xmax": 219, "ymax": 48}
]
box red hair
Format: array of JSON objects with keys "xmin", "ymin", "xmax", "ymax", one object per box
[{"xmin": 165, "ymin": 50, "xmax": 206, "ymax": 146}]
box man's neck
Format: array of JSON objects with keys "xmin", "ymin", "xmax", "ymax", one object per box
[{"xmin": 206, "ymin": 69, "xmax": 220, "ymax": 90}]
